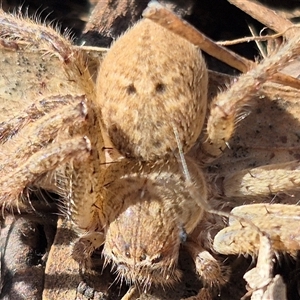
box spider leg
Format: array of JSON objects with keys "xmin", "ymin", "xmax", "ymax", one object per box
[
  {"xmin": 0, "ymin": 95, "xmax": 87, "ymax": 163},
  {"xmin": 184, "ymin": 238, "xmax": 230, "ymax": 300},
  {"xmin": 201, "ymin": 34, "xmax": 300, "ymax": 162},
  {"xmin": 215, "ymin": 217, "xmax": 288, "ymax": 300},
  {"xmin": 0, "ymin": 9, "xmax": 105, "ymax": 219},
  {"xmin": 0, "ymin": 96, "xmax": 90, "ymax": 212},
  {"xmin": 1, "ymin": 136, "xmax": 90, "ymax": 213},
  {"xmin": 72, "ymin": 231, "xmax": 105, "ymax": 270},
  {"xmin": 0, "ymin": 95, "xmax": 84, "ymax": 143},
  {"xmin": 222, "ymin": 160, "xmax": 300, "ymax": 198},
  {"xmin": 214, "ymin": 203, "xmax": 300, "ymax": 256}
]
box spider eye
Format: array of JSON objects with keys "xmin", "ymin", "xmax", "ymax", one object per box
[
  {"xmin": 124, "ymin": 243, "xmax": 132, "ymax": 258},
  {"xmin": 139, "ymin": 253, "xmax": 147, "ymax": 261}
]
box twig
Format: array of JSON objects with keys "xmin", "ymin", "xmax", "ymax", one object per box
[
  {"xmin": 228, "ymin": 0, "xmax": 296, "ymax": 38},
  {"xmin": 143, "ymin": 1, "xmax": 254, "ymax": 73},
  {"xmin": 271, "ymin": 73, "xmax": 300, "ymax": 90},
  {"xmin": 143, "ymin": 1, "xmax": 300, "ymax": 90},
  {"xmin": 229, "ymin": 0, "xmax": 300, "ymax": 89}
]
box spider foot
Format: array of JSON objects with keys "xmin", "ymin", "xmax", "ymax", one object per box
[{"xmin": 72, "ymin": 232, "xmax": 105, "ymax": 270}]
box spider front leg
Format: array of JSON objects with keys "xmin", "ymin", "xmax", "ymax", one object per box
[
  {"xmin": 0, "ymin": 95, "xmax": 90, "ymax": 212},
  {"xmin": 72, "ymin": 231, "xmax": 105, "ymax": 270},
  {"xmin": 184, "ymin": 238, "xmax": 229, "ymax": 300},
  {"xmin": 214, "ymin": 204, "xmax": 300, "ymax": 256},
  {"xmin": 0, "ymin": 8, "xmax": 104, "ymax": 216},
  {"xmin": 201, "ymin": 34, "xmax": 300, "ymax": 161},
  {"xmin": 221, "ymin": 160, "xmax": 300, "ymax": 198},
  {"xmin": 213, "ymin": 204, "xmax": 298, "ymax": 298},
  {"xmin": 70, "ymin": 157, "xmax": 146, "ymax": 269},
  {"xmin": 182, "ymin": 214, "xmax": 230, "ymax": 300}
]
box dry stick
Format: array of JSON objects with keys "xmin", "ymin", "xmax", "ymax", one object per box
[
  {"xmin": 271, "ymin": 73, "xmax": 300, "ymax": 89},
  {"xmin": 228, "ymin": 0, "xmax": 300, "ymax": 89},
  {"xmin": 144, "ymin": 1, "xmax": 300, "ymax": 90},
  {"xmin": 228, "ymin": 0, "xmax": 295, "ymax": 36},
  {"xmin": 143, "ymin": 1, "xmax": 254, "ymax": 73}
]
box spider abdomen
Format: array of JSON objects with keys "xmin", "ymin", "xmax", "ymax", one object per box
[{"xmin": 97, "ymin": 18, "xmax": 208, "ymax": 160}]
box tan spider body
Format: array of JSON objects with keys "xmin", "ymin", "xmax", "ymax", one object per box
[
  {"xmin": 72, "ymin": 19, "xmax": 226, "ymax": 298},
  {"xmin": 1, "ymin": 3, "xmax": 300, "ymax": 300}
]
